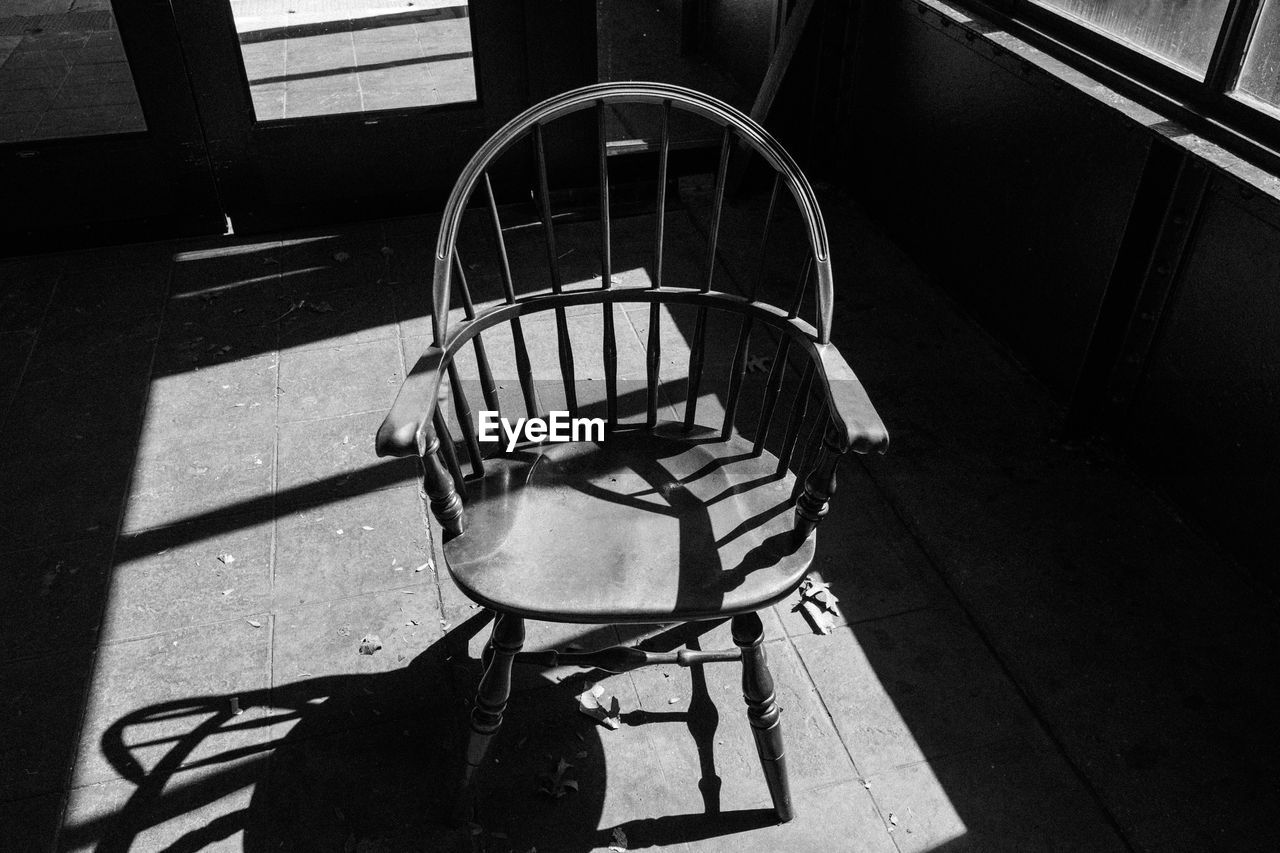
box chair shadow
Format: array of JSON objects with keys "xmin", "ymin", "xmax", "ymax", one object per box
[{"xmin": 77, "ymin": 613, "xmax": 779, "ymax": 852}]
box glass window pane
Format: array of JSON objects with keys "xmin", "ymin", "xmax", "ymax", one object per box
[
  {"xmin": 0, "ymin": 1, "xmax": 146, "ymax": 144},
  {"xmin": 231, "ymin": 0, "xmax": 477, "ymax": 122},
  {"xmin": 1237, "ymin": 0, "xmax": 1280, "ymax": 109},
  {"xmin": 1032, "ymin": 0, "xmax": 1231, "ymax": 77}
]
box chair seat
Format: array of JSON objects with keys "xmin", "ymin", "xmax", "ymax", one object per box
[{"xmin": 443, "ymin": 423, "xmax": 815, "ymax": 623}]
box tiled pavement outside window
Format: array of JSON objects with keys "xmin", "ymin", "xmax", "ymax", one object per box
[
  {"xmin": 0, "ymin": 1, "xmax": 144, "ymax": 144},
  {"xmin": 0, "ymin": 183, "xmax": 1278, "ymax": 851},
  {"xmin": 232, "ymin": 0, "xmax": 476, "ymax": 121}
]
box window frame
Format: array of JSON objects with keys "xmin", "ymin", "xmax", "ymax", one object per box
[{"xmin": 969, "ymin": 0, "xmax": 1280, "ymax": 172}]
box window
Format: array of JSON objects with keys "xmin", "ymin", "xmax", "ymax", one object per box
[
  {"xmin": 979, "ymin": 0, "xmax": 1280, "ymax": 166},
  {"xmin": 1033, "ymin": 0, "xmax": 1233, "ymax": 77},
  {"xmin": 1238, "ymin": 0, "xmax": 1280, "ymax": 109}
]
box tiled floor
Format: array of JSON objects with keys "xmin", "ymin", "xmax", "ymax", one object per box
[
  {"xmin": 0, "ymin": 0, "xmax": 144, "ymax": 144},
  {"xmin": 1, "ymin": 181, "xmax": 1278, "ymax": 852}
]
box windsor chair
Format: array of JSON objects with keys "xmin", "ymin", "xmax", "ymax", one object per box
[{"xmin": 376, "ymin": 82, "xmax": 888, "ymax": 824}]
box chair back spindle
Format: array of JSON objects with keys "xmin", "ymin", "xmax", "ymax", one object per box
[
  {"xmin": 683, "ymin": 126, "xmax": 734, "ymax": 433},
  {"xmin": 597, "ymin": 102, "xmax": 619, "ymax": 428},
  {"xmin": 532, "ymin": 124, "xmax": 579, "ymax": 416},
  {"xmin": 646, "ymin": 101, "xmax": 672, "ymax": 430}
]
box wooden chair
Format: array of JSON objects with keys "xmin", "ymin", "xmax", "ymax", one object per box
[{"xmin": 376, "ymin": 82, "xmax": 888, "ymax": 824}]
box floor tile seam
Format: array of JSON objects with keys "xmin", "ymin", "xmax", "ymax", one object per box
[
  {"xmin": 618, "ymin": 639, "xmax": 683, "ymax": 799},
  {"xmin": 856, "ymin": 731, "xmax": 1055, "ymax": 781},
  {"xmin": 92, "ymin": 609, "xmax": 275, "ymax": 649},
  {"xmin": 0, "ymin": 250, "xmax": 63, "ymax": 428},
  {"xmin": 350, "ymin": 30, "xmax": 364, "ymax": 112},
  {"xmin": 275, "ymin": 333, "xmax": 402, "ymax": 364},
  {"xmin": 268, "ymin": 256, "xmax": 282, "ymax": 717},
  {"xmin": 51, "ymin": 258, "xmax": 176, "ymax": 852},
  {"xmin": 246, "ymin": 403, "xmax": 388, "ymax": 430},
  {"xmin": 91, "ymin": 575, "xmax": 436, "ymax": 650},
  {"xmin": 277, "ymin": 404, "xmax": 394, "ymax": 427},
  {"xmin": 270, "ymin": 575, "xmax": 440, "ymax": 620},
  {"xmin": 278, "ymin": 324, "xmax": 400, "ymax": 354},
  {"xmin": 26, "ymin": 62, "xmax": 70, "ymax": 137},
  {"xmin": 618, "ymin": 301, "xmax": 684, "ymax": 420},
  {"xmin": 779, "ymin": 616, "xmax": 907, "ymax": 852},
  {"xmin": 856, "ymin": 457, "xmax": 1139, "ymax": 852},
  {"xmin": 280, "ymin": 34, "xmax": 289, "ymax": 118},
  {"xmin": 380, "ymin": 231, "xmax": 447, "ymax": 650}
]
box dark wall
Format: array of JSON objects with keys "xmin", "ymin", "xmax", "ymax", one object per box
[
  {"xmin": 1126, "ymin": 177, "xmax": 1280, "ymax": 573},
  {"xmin": 809, "ymin": 0, "xmax": 1280, "ymax": 586},
  {"xmin": 703, "ymin": 0, "xmax": 777, "ymax": 92},
  {"xmin": 840, "ymin": 0, "xmax": 1148, "ymax": 395}
]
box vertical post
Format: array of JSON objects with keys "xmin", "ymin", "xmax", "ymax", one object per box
[
  {"xmin": 419, "ymin": 412, "xmax": 464, "ymax": 537},
  {"xmin": 731, "ymin": 611, "xmax": 793, "ymax": 822},
  {"xmin": 598, "ymin": 101, "xmax": 618, "ymax": 428},
  {"xmin": 455, "ymin": 612, "xmax": 525, "ymax": 822},
  {"xmin": 434, "ymin": 408, "xmax": 467, "ymax": 499},
  {"xmin": 794, "ymin": 421, "xmax": 843, "ymax": 544}
]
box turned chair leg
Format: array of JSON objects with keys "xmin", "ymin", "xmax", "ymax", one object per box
[
  {"xmin": 455, "ymin": 611, "xmax": 524, "ymax": 823},
  {"xmin": 732, "ymin": 611, "xmax": 794, "ymax": 822}
]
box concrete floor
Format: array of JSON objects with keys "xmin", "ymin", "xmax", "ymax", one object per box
[
  {"xmin": 0, "ymin": 0, "xmax": 476, "ymax": 143},
  {"xmin": 1, "ymin": 182, "xmax": 1278, "ymax": 852},
  {"xmin": 0, "ymin": 0, "xmax": 143, "ymax": 144}
]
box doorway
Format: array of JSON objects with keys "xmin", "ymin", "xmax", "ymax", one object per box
[{"xmin": 1, "ymin": 0, "xmax": 596, "ymax": 250}]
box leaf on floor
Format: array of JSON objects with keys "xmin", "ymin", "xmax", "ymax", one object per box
[
  {"xmin": 795, "ymin": 576, "xmax": 841, "ymax": 635},
  {"xmin": 217, "ymin": 553, "xmax": 235, "ymax": 565},
  {"xmin": 577, "ymin": 683, "xmax": 622, "ymax": 730},
  {"xmin": 358, "ymin": 634, "xmax": 383, "ymax": 655},
  {"xmin": 538, "ymin": 757, "xmax": 578, "ymax": 799},
  {"xmin": 608, "ymin": 826, "xmax": 629, "ymax": 851}
]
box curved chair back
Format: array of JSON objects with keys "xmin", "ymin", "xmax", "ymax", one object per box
[{"xmin": 377, "ymin": 82, "xmax": 888, "ymax": 538}]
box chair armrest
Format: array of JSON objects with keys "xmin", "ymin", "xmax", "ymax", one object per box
[
  {"xmin": 813, "ymin": 343, "xmax": 889, "ymax": 454},
  {"xmin": 375, "ymin": 346, "xmax": 446, "ymax": 458}
]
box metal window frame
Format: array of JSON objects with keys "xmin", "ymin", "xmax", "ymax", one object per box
[{"xmin": 966, "ymin": 0, "xmax": 1280, "ymax": 173}]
